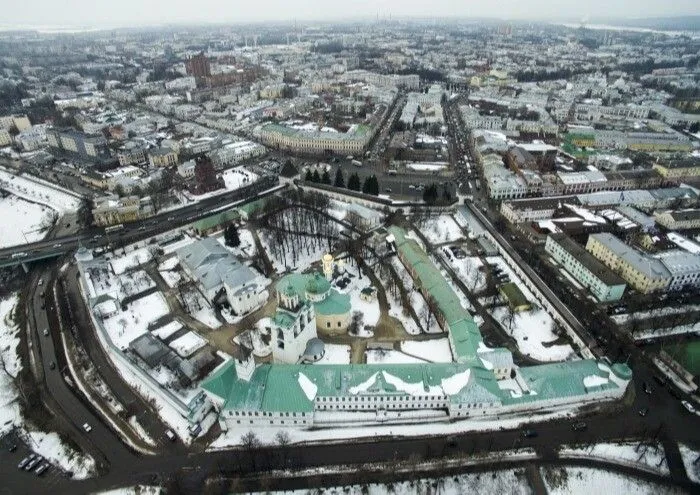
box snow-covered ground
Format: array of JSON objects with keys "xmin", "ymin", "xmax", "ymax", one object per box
[
  {"xmin": 490, "ymin": 306, "xmax": 574, "ymax": 362},
  {"xmin": 679, "ymin": 443, "xmax": 700, "ymax": 483},
  {"xmin": 540, "ymin": 466, "xmax": 684, "ymax": 495},
  {"xmin": 259, "ymin": 231, "xmax": 328, "ymax": 274},
  {"xmin": 378, "ymin": 269, "xmax": 421, "ymax": 336},
  {"xmin": 0, "ymin": 194, "xmax": 57, "ymax": 248},
  {"xmin": 391, "ymin": 257, "xmax": 441, "ymax": 333},
  {"xmin": 448, "ymin": 255, "xmax": 487, "ymax": 293},
  {"xmin": 485, "ymin": 256, "xmax": 574, "ymax": 362},
  {"xmin": 0, "ymin": 295, "xmax": 22, "ymax": 435},
  {"xmin": 316, "ymin": 343, "xmax": 351, "ymax": 365},
  {"xmin": 221, "ymin": 166, "xmax": 258, "ymax": 191},
  {"xmin": 400, "ymin": 338, "xmax": 453, "ymax": 362},
  {"xmin": 215, "ymin": 228, "xmax": 256, "ymax": 258},
  {"xmin": 0, "ymin": 168, "xmax": 81, "ymax": 212},
  {"xmin": 422, "ymin": 215, "xmax": 465, "ymax": 244},
  {"xmin": 180, "ymin": 289, "xmax": 222, "ymax": 329},
  {"xmin": 335, "ymin": 275, "xmax": 380, "ymax": 327},
  {"xmin": 234, "ymin": 321, "xmax": 271, "ymax": 358},
  {"xmin": 365, "ymin": 348, "xmax": 427, "ymax": 364},
  {"xmin": 28, "ymin": 431, "xmax": 96, "ymax": 479},
  {"xmin": 0, "ymin": 295, "xmax": 96, "ymax": 479},
  {"xmin": 109, "ymin": 247, "xmax": 155, "ymax": 275},
  {"xmin": 102, "ymin": 292, "xmax": 170, "ymax": 350},
  {"xmin": 257, "ymin": 468, "xmax": 531, "ymax": 494},
  {"xmin": 559, "ymin": 442, "xmax": 668, "ymax": 474}
]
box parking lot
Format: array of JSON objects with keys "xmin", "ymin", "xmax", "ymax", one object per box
[{"xmin": 1, "ymin": 429, "xmax": 69, "ymax": 486}]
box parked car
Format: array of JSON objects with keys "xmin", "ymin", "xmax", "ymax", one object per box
[
  {"xmin": 642, "ymin": 382, "xmax": 652, "ymax": 394},
  {"xmin": 43, "ymin": 328, "xmax": 49, "ymax": 337},
  {"xmin": 522, "ymin": 429, "xmax": 538, "ymax": 438},
  {"xmin": 18, "ymin": 456, "xmax": 32, "ymax": 470},
  {"xmin": 35, "ymin": 463, "xmax": 50, "ymax": 476},
  {"xmin": 638, "ymin": 407, "xmax": 649, "ymax": 417},
  {"xmin": 82, "ymin": 423, "xmax": 92, "ymax": 433},
  {"xmin": 165, "ymin": 430, "xmax": 177, "ymax": 441}
]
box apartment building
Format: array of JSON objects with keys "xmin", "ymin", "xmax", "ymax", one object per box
[
  {"xmin": 653, "ymin": 159, "xmax": 700, "ymax": 180},
  {"xmin": 586, "ymin": 233, "xmax": 670, "ymax": 293},
  {"xmin": 545, "ymin": 234, "xmax": 626, "ymax": 302},
  {"xmin": 148, "ymin": 148, "xmax": 179, "ymax": 168}
]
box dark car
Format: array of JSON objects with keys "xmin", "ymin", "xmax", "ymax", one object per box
[
  {"xmin": 642, "ymin": 382, "xmax": 652, "ymax": 394},
  {"xmin": 523, "ymin": 429, "xmax": 538, "ymax": 438},
  {"xmin": 639, "ymin": 407, "xmax": 649, "ymax": 417},
  {"xmin": 571, "ymin": 422, "xmax": 587, "ymax": 431}
]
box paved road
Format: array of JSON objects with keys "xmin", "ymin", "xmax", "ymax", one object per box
[{"xmin": 0, "ymin": 177, "xmax": 282, "ymax": 267}]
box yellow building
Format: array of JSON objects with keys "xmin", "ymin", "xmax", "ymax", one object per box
[
  {"xmin": 92, "ymin": 195, "xmax": 154, "ymax": 226},
  {"xmin": 653, "ymin": 159, "xmax": 700, "ymax": 179},
  {"xmin": 586, "ymin": 233, "xmax": 670, "ymax": 294},
  {"xmin": 148, "ymin": 148, "xmax": 179, "ymax": 167}
]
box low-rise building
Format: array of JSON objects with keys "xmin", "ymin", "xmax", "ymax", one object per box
[
  {"xmin": 92, "ymin": 195, "xmax": 154, "ymax": 226},
  {"xmin": 653, "ymin": 158, "xmax": 700, "ymax": 180},
  {"xmin": 545, "ymin": 234, "xmax": 626, "ymax": 302},
  {"xmin": 655, "ymin": 209, "xmax": 700, "ymax": 231},
  {"xmin": 176, "ymin": 238, "xmax": 268, "ymax": 316},
  {"xmin": 148, "ymin": 147, "xmax": 179, "ymax": 168},
  {"xmin": 47, "ymin": 128, "xmax": 112, "ymax": 164}
]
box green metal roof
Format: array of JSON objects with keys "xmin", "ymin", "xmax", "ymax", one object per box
[
  {"xmin": 388, "ymin": 226, "xmax": 482, "ymax": 363},
  {"xmin": 276, "ymin": 273, "xmax": 350, "ymax": 316}
]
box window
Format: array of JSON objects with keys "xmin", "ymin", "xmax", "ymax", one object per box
[{"xmin": 327, "ymin": 322, "xmax": 331, "ymax": 328}]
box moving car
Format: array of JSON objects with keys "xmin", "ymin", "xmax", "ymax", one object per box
[
  {"xmin": 638, "ymin": 407, "xmax": 649, "ymax": 417},
  {"xmin": 82, "ymin": 423, "xmax": 92, "ymax": 432},
  {"xmin": 571, "ymin": 422, "xmax": 587, "ymax": 431},
  {"xmin": 165, "ymin": 430, "xmax": 177, "ymax": 441},
  {"xmin": 682, "ymin": 401, "xmax": 697, "ymax": 415},
  {"xmin": 43, "ymin": 328, "xmax": 49, "ymax": 337},
  {"xmin": 522, "ymin": 429, "xmax": 538, "ymax": 438}
]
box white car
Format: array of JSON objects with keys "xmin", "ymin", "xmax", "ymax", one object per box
[
  {"xmin": 82, "ymin": 423, "xmax": 92, "ymax": 432},
  {"xmin": 682, "ymin": 401, "xmax": 698, "ymax": 415}
]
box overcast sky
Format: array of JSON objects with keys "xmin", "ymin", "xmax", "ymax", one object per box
[{"xmin": 4, "ymin": 0, "xmax": 700, "ymax": 28}]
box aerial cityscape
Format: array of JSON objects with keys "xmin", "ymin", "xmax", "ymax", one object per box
[{"xmin": 0, "ymin": 3, "xmax": 699, "ymax": 494}]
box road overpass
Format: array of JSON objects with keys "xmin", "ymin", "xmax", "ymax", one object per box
[{"xmin": 0, "ymin": 176, "xmax": 283, "ymax": 268}]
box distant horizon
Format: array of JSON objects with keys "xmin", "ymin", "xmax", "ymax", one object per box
[
  {"xmin": 0, "ymin": 14, "xmax": 699, "ymax": 34},
  {"xmin": 2, "ymin": 0, "xmax": 700, "ymax": 32}
]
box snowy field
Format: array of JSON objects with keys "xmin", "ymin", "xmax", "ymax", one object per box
[
  {"xmin": 258, "ymin": 468, "xmax": 532, "ymax": 495},
  {"xmin": 679, "ymin": 443, "xmax": 700, "ymax": 483},
  {"xmin": 485, "ymin": 256, "xmax": 574, "ymax": 362},
  {"xmin": 0, "ymin": 194, "xmax": 56, "ymax": 248},
  {"xmin": 365, "ymin": 348, "xmax": 427, "ymax": 364},
  {"xmin": 540, "ymin": 466, "xmax": 684, "ymax": 495},
  {"xmin": 400, "ymin": 338, "xmax": 453, "ymax": 362},
  {"xmin": 109, "ymin": 247, "xmax": 155, "ymax": 275},
  {"xmin": 221, "ymin": 166, "xmax": 258, "ymax": 191},
  {"xmin": 491, "ymin": 306, "xmax": 574, "ymax": 362},
  {"xmin": 559, "ymin": 442, "xmax": 668, "ymax": 474},
  {"xmin": 316, "ymin": 344, "xmax": 351, "ymax": 365},
  {"xmin": 448, "ymin": 255, "xmax": 487, "ymax": 293},
  {"xmin": 421, "ymin": 215, "xmax": 465, "ymax": 244},
  {"xmin": 0, "ymin": 168, "xmax": 81, "ymax": 212},
  {"xmin": 102, "ymin": 292, "xmax": 170, "ymax": 350}
]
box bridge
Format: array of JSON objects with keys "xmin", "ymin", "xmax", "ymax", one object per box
[{"xmin": 0, "ymin": 176, "xmax": 284, "ymax": 269}]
